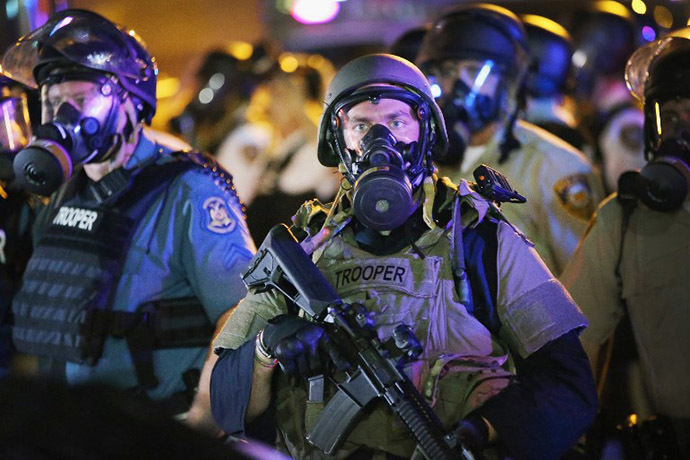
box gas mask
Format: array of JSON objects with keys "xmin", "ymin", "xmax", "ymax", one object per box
[
  {"xmin": 429, "ymin": 60, "xmax": 508, "ymax": 165},
  {"xmin": 618, "ymin": 128, "xmax": 690, "ymax": 212},
  {"xmin": 351, "ymin": 124, "xmax": 421, "ymax": 231},
  {"xmin": 13, "ymin": 76, "xmax": 124, "ymax": 195}
]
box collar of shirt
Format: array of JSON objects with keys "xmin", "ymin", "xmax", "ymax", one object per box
[{"xmin": 123, "ymin": 130, "xmax": 160, "ymax": 171}]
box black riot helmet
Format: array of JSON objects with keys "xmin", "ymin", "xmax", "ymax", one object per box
[
  {"xmin": 626, "ymin": 28, "xmax": 690, "ymax": 159},
  {"xmin": 571, "ymin": 1, "xmax": 637, "ymax": 97},
  {"xmin": 417, "ymin": 3, "xmax": 528, "ymax": 76},
  {"xmin": 318, "ymin": 53, "xmax": 447, "ymax": 170},
  {"xmin": 2, "ymin": 9, "xmax": 157, "ymax": 124},
  {"xmin": 618, "ymin": 28, "xmax": 690, "ymax": 212},
  {"xmin": 416, "ymin": 3, "xmax": 529, "ymax": 164},
  {"xmin": 388, "ymin": 26, "xmax": 429, "ymax": 64},
  {"xmin": 521, "ymin": 14, "xmax": 573, "ymax": 98},
  {"xmin": 1, "ymin": 9, "xmax": 157, "ymax": 195}
]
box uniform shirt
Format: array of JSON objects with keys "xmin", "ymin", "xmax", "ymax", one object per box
[
  {"xmin": 561, "ymin": 195, "xmax": 690, "ymax": 418},
  {"xmin": 440, "ymin": 119, "xmax": 604, "ymax": 275},
  {"xmin": 34, "ymin": 129, "xmax": 256, "ymax": 400}
]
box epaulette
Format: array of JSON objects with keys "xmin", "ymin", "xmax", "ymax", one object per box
[{"xmin": 170, "ymin": 149, "xmax": 246, "ymax": 216}]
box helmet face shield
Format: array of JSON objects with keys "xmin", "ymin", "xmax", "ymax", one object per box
[
  {"xmin": 626, "ymin": 28, "xmax": 690, "ymax": 158},
  {"xmin": 2, "ymin": 10, "xmax": 154, "ymax": 88},
  {"xmin": 0, "ymin": 94, "xmax": 32, "ymax": 153},
  {"xmin": 2, "ymin": 9, "xmax": 157, "ymax": 123}
]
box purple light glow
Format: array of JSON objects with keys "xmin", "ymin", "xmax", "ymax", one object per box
[
  {"xmin": 291, "ymin": 0, "xmax": 340, "ymax": 25},
  {"xmin": 642, "ymin": 25, "xmax": 657, "ymax": 42}
]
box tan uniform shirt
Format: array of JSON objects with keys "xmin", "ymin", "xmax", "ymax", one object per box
[
  {"xmin": 440, "ymin": 120, "xmax": 604, "ymax": 275},
  {"xmin": 561, "ymin": 195, "xmax": 690, "ymax": 417}
]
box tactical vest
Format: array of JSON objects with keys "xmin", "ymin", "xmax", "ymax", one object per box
[
  {"xmin": 11, "ymin": 153, "xmax": 214, "ymax": 377},
  {"xmin": 273, "ymin": 221, "xmax": 514, "ymax": 459}
]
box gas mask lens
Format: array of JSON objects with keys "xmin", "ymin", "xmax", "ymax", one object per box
[
  {"xmin": 430, "ymin": 59, "xmax": 504, "ymax": 133},
  {"xmin": 41, "ymin": 81, "xmax": 116, "ymax": 123}
]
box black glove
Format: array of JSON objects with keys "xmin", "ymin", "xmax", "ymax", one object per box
[
  {"xmin": 452, "ymin": 414, "xmax": 490, "ymax": 457},
  {"xmin": 261, "ymin": 315, "xmax": 346, "ymax": 379}
]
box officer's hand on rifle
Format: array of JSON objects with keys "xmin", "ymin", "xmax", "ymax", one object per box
[
  {"xmin": 261, "ymin": 315, "xmax": 347, "ymax": 378},
  {"xmin": 448, "ymin": 416, "xmax": 490, "ymax": 458}
]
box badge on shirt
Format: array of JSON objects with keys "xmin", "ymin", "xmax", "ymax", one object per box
[
  {"xmin": 553, "ymin": 174, "xmax": 595, "ymax": 221},
  {"xmin": 203, "ymin": 197, "xmax": 236, "ymax": 234}
]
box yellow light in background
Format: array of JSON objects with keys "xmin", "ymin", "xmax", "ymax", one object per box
[
  {"xmin": 227, "ymin": 41, "xmax": 254, "ymax": 61},
  {"xmin": 596, "ymin": 1, "xmax": 633, "ymax": 20},
  {"xmin": 631, "ymin": 0, "xmax": 647, "ymax": 15},
  {"xmin": 521, "ymin": 14, "xmax": 570, "ymax": 40},
  {"xmin": 307, "ymin": 54, "xmax": 325, "ymax": 69},
  {"xmin": 279, "ymin": 54, "xmax": 299, "ymax": 73},
  {"xmin": 654, "ymin": 5, "xmax": 674, "ymax": 29},
  {"xmin": 655, "ymin": 101, "xmax": 662, "ymax": 136},
  {"xmin": 157, "ymin": 77, "xmax": 180, "ymax": 99},
  {"xmin": 627, "ymin": 414, "xmax": 638, "ymax": 427}
]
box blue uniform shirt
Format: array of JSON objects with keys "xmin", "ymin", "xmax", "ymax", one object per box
[{"xmin": 62, "ymin": 130, "xmax": 256, "ymax": 399}]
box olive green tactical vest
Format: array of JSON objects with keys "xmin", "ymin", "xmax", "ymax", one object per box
[{"xmin": 273, "ymin": 224, "xmax": 514, "ymax": 459}]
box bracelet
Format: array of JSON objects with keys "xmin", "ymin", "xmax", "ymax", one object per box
[{"xmin": 255, "ymin": 330, "xmax": 278, "ymax": 368}]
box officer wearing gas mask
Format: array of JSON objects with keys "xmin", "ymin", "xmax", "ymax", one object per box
[
  {"xmin": 561, "ymin": 29, "xmax": 690, "ymax": 457},
  {"xmin": 2, "ymin": 10, "xmax": 255, "ymax": 406},
  {"xmin": 520, "ymin": 14, "xmax": 594, "ymax": 158},
  {"xmin": 208, "ymin": 54, "xmax": 596, "ymax": 459},
  {"xmin": 0, "ymin": 76, "xmax": 38, "ymax": 378},
  {"xmin": 570, "ymin": 2, "xmax": 646, "ymax": 194},
  {"xmin": 416, "ymin": 3, "xmax": 604, "ymax": 276}
]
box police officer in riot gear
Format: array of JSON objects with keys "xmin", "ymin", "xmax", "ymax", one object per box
[
  {"xmin": 570, "ymin": 1, "xmax": 645, "ymax": 192},
  {"xmin": 521, "ymin": 14, "xmax": 594, "ymax": 156},
  {"xmin": 0, "ymin": 76, "xmax": 37, "ymax": 378},
  {"xmin": 209, "ymin": 53, "xmax": 597, "ymax": 459},
  {"xmin": 3, "ymin": 10, "xmax": 255, "ymax": 407},
  {"xmin": 562, "ymin": 28, "xmax": 690, "ymax": 458},
  {"xmin": 416, "ymin": 3, "xmax": 603, "ymax": 276}
]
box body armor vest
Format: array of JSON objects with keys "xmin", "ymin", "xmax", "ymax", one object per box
[
  {"xmin": 274, "ymin": 221, "xmax": 514, "ymax": 459},
  {"xmin": 12, "ymin": 156, "xmax": 193, "ymax": 365}
]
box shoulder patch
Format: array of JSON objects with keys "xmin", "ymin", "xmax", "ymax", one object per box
[
  {"xmin": 173, "ymin": 149, "xmax": 246, "ymax": 217},
  {"xmin": 202, "ymin": 197, "xmax": 237, "ymax": 234},
  {"xmin": 553, "ymin": 174, "xmax": 595, "ymax": 220}
]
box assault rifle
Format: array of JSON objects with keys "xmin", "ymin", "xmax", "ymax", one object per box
[{"xmin": 241, "ymin": 224, "xmax": 474, "ymax": 460}]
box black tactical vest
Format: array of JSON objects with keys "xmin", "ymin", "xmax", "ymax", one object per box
[{"xmin": 11, "ymin": 156, "xmax": 193, "ymax": 365}]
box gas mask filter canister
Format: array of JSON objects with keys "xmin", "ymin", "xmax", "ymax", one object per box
[{"xmin": 352, "ymin": 125, "xmax": 416, "ymax": 231}]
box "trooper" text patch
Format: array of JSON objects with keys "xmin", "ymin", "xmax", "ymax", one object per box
[
  {"xmin": 52, "ymin": 206, "xmax": 101, "ymax": 232},
  {"xmin": 334, "ymin": 264, "xmax": 407, "ymax": 289}
]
